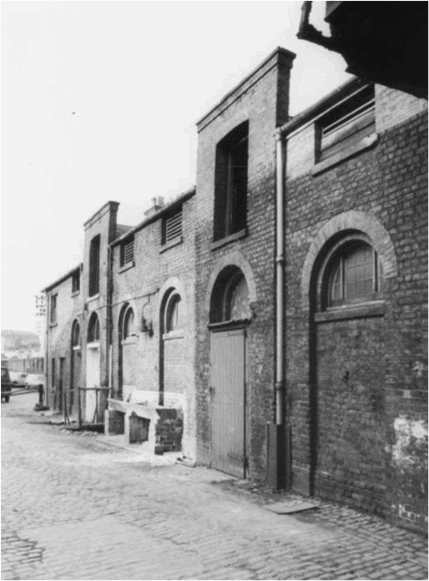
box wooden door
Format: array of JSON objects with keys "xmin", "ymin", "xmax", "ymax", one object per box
[
  {"xmin": 210, "ymin": 329, "xmax": 246, "ymax": 478},
  {"xmin": 70, "ymin": 348, "xmax": 81, "ymax": 414},
  {"xmin": 58, "ymin": 358, "xmax": 65, "ymax": 413},
  {"xmin": 86, "ymin": 346, "xmax": 99, "ymax": 422}
]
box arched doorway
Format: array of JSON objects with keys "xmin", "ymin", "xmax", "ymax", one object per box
[
  {"xmin": 118, "ymin": 303, "xmax": 136, "ymax": 400},
  {"xmin": 209, "ymin": 266, "xmax": 251, "ymax": 478},
  {"xmin": 308, "ymin": 231, "xmax": 386, "ymax": 502},
  {"xmin": 159, "ymin": 288, "xmax": 184, "ymax": 407},
  {"xmin": 70, "ymin": 320, "xmax": 81, "ymax": 415},
  {"xmin": 86, "ymin": 312, "xmax": 100, "ymax": 422}
]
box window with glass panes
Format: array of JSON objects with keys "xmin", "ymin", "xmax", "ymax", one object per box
[{"xmin": 328, "ymin": 242, "xmax": 382, "ymax": 306}]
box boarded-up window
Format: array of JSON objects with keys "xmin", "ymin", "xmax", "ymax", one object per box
[
  {"xmin": 319, "ymin": 86, "xmax": 375, "ymax": 162},
  {"xmin": 120, "ymin": 237, "xmax": 135, "ymax": 266},
  {"xmin": 162, "ymin": 208, "xmax": 182, "ymax": 244}
]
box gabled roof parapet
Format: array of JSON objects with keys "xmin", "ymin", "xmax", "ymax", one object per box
[
  {"xmin": 42, "ymin": 263, "xmax": 82, "ymax": 293},
  {"xmin": 197, "ymin": 47, "xmax": 296, "ymax": 133},
  {"xmin": 83, "ymin": 201, "xmax": 120, "ymax": 230},
  {"xmin": 111, "ymin": 187, "xmax": 196, "ymax": 247}
]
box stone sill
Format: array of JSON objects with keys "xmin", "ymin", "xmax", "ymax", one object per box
[
  {"xmin": 121, "ymin": 336, "xmax": 137, "ymax": 345},
  {"xmin": 208, "ymin": 319, "xmax": 251, "ymax": 331},
  {"xmin": 211, "ymin": 228, "xmax": 248, "ymax": 251},
  {"xmin": 119, "ymin": 262, "xmax": 135, "ymax": 274},
  {"xmin": 71, "ymin": 290, "xmax": 80, "ymax": 298},
  {"xmin": 159, "ymin": 237, "xmax": 183, "ymax": 254},
  {"xmin": 314, "ymin": 302, "xmax": 385, "ymax": 323},
  {"xmin": 312, "ymin": 133, "xmax": 378, "ymax": 176},
  {"xmin": 49, "ymin": 322, "xmax": 58, "ymax": 329},
  {"xmin": 162, "ymin": 331, "xmax": 184, "ymax": 340},
  {"xmin": 87, "ymin": 293, "xmax": 100, "ymax": 303}
]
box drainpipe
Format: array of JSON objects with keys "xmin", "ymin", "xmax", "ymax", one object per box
[
  {"xmin": 275, "ymin": 130, "xmax": 285, "ymax": 427},
  {"xmin": 44, "ymin": 292, "xmax": 49, "ymax": 408},
  {"xmin": 267, "ymin": 129, "xmax": 290, "ymax": 489},
  {"xmin": 107, "ymin": 245, "xmax": 113, "ymax": 398}
]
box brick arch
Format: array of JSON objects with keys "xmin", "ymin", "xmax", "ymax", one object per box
[
  {"xmin": 118, "ymin": 301, "xmax": 137, "ymax": 339},
  {"xmin": 157, "ymin": 277, "xmax": 189, "ymax": 325},
  {"xmin": 204, "ymin": 251, "xmax": 257, "ymax": 322},
  {"xmin": 301, "ymin": 211, "xmax": 398, "ymax": 303}
]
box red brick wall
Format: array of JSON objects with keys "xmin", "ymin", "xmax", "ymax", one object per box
[{"xmin": 284, "ymin": 87, "xmax": 427, "ymax": 532}]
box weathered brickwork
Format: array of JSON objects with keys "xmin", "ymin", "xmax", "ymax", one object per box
[
  {"xmin": 44, "ymin": 268, "xmax": 83, "ymax": 412},
  {"xmin": 110, "ymin": 192, "xmax": 196, "ymax": 458},
  {"xmin": 194, "ymin": 48, "xmax": 295, "ymax": 479},
  {"xmin": 45, "ymin": 202, "xmax": 120, "ymax": 420},
  {"xmin": 42, "ymin": 45, "xmax": 427, "ymax": 535},
  {"xmin": 284, "ymin": 84, "xmax": 428, "ymax": 533}
]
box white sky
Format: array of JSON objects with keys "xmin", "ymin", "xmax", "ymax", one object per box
[{"xmin": 2, "ymin": 0, "xmax": 351, "ymax": 332}]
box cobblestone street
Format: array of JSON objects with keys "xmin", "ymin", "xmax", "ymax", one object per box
[{"xmin": 2, "ymin": 394, "xmax": 428, "ymax": 580}]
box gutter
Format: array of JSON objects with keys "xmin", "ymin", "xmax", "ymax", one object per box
[{"xmin": 279, "ymin": 77, "xmax": 366, "ymax": 137}]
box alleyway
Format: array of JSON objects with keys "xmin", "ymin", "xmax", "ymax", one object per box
[{"xmin": 2, "ymin": 395, "xmax": 427, "ymax": 581}]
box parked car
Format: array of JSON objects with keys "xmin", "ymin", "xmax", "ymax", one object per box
[
  {"xmin": 25, "ymin": 374, "xmax": 46, "ymax": 391},
  {"xmin": 9, "ymin": 371, "xmax": 28, "ymax": 385},
  {"xmin": 1, "ymin": 367, "xmax": 11, "ymax": 403}
]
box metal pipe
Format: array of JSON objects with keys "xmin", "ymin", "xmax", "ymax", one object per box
[
  {"xmin": 275, "ymin": 130, "xmax": 285, "ymax": 426},
  {"xmin": 44, "ymin": 292, "xmax": 49, "ymax": 407},
  {"xmin": 106, "ymin": 245, "xmax": 113, "ymax": 394}
]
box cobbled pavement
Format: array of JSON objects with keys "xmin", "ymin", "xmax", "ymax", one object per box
[{"xmin": 2, "ymin": 394, "xmax": 428, "ymax": 580}]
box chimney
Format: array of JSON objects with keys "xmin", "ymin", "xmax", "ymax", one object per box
[{"xmin": 144, "ymin": 196, "xmax": 165, "ymax": 217}]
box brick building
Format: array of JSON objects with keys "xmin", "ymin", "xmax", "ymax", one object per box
[
  {"xmin": 44, "ymin": 201, "xmax": 125, "ymax": 420},
  {"xmin": 194, "ymin": 48, "xmax": 295, "ymax": 480},
  {"xmin": 44, "ymin": 264, "xmax": 83, "ymax": 413},
  {"xmin": 44, "ymin": 194, "xmax": 196, "ymax": 456},
  {"xmin": 278, "ymin": 78, "xmax": 428, "ymax": 531},
  {"xmin": 108, "ymin": 190, "xmax": 196, "ymax": 458},
  {"xmin": 43, "ymin": 45, "xmax": 427, "ymax": 532}
]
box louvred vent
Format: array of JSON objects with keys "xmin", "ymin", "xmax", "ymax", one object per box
[
  {"xmin": 165, "ymin": 210, "xmax": 182, "ymax": 242},
  {"xmin": 124, "ymin": 240, "xmax": 134, "ymax": 263}
]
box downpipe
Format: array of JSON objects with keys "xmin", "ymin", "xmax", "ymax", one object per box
[{"xmin": 267, "ymin": 130, "xmax": 291, "ymax": 490}]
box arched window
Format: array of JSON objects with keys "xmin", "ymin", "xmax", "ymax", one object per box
[
  {"xmin": 165, "ymin": 293, "xmax": 182, "ymax": 333},
  {"xmin": 71, "ymin": 321, "xmax": 81, "ymax": 349},
  {"xmin": 210, "ymin": 267, "xmax": 251, "ymax": 324},
  {"xmin": 87, "ymin": 312, "xmax": 100, "ymax": 343},
  {"xmin": 324, "ymin": 240, "xmax": 383, "ymax": 308},
  {"xmin": 224, "ymin": 273, "xmax": 250, "ymax": 321},
  {"xmin": 122, "ymin": 305, "xmax": 135, "ymax": 340}
]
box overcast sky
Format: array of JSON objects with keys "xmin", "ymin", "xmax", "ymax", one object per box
[{"xmin": 2, "ymin": 0, "xmax": 351, "ymax": 333}]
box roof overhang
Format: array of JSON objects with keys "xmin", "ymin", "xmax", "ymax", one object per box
[{"xmin": 298, "ymin": 1, "xmax": 428, "ymax": 100}]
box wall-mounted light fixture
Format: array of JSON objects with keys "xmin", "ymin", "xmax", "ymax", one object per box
[{"xmin": 140, "ymin": 315, "xmax": 153, "ymax": 337}]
